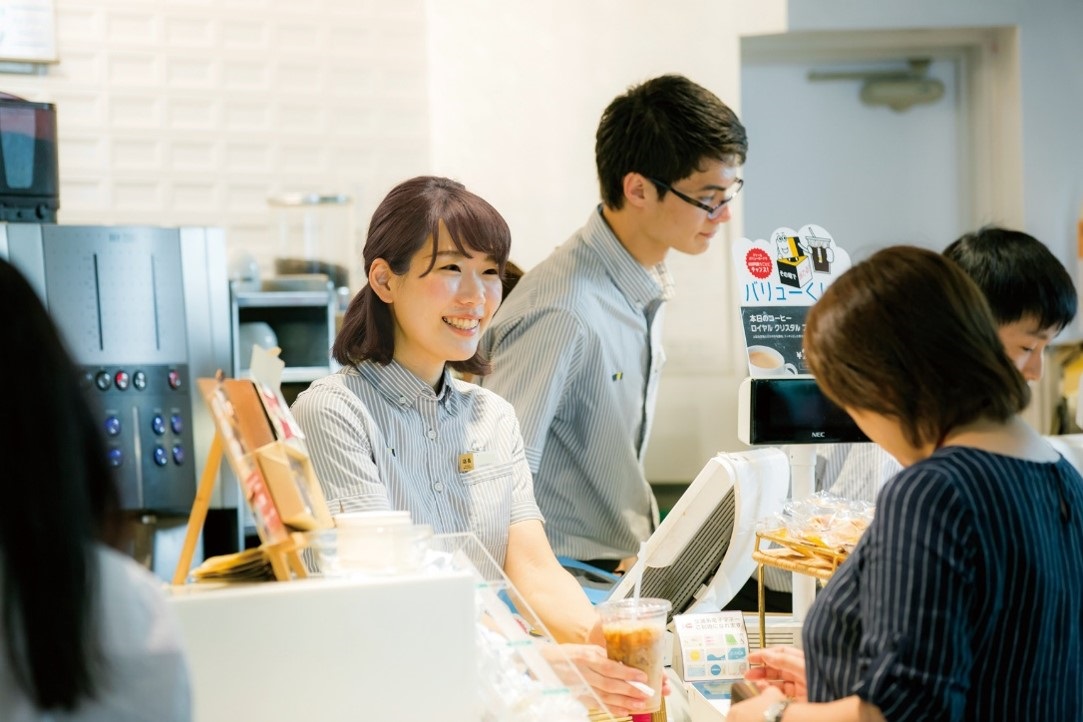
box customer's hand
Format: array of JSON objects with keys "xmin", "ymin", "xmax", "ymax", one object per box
[
  {"xmin": 725, "ymin": 684, "xmax": 786, "ymax": 722},
  {"xmin": 745, "ymin": 645, "xmax": 808, "ymax": 700},
  {"xmin": 542, "ymin": 643, "xmax": 669, "ymax": 716}
]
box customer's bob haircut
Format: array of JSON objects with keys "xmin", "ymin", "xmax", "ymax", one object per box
[
  {"xmin": 333, "ymin": 176, "xmax": 511, "ymax": 376},
  {"xmin": 804, "ymin": 245, "xmax": 1030, "ymax": 449}
]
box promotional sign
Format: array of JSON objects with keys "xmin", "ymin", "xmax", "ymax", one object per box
[
  {"xmin": 672, "ymin": 611, "xmax": 750, "ymax": 681},
  {"xmin": 732, "ymin": 225, "xmax": 851, "ymax": 377}
]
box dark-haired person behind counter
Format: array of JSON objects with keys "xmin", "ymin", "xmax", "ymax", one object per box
[
  {"xmin": 818, "ymin": 225, "xmax": 1079, "ymax": 501},
  {"xmin": 481, "ymin": 73, "xmax": 748, "ymax": 573},
  {"xmin": 0, "ymin": 259, "xmax": 192, "ymax": 720},
  {"xmin": 291, "ymin": 175, "xmax": 662, "ymax": 717},
  {"xmin": 727, "ymin": 246, "xmax": 1083, "ymax": 722}
]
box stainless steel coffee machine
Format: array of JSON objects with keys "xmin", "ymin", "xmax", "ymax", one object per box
[{"xmin": 0, "ymin": 224, "xmax": 235, "ymax": 576}]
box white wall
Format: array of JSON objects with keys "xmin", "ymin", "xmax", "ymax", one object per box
[
  {"xmin": 427, "ymin": 1, "xmax": 790, "ymax": 482},
  {"xmin": 741, "ymin": 57, "xmax": 965, "ymax": 259},
  {"xmin": 785, "ymin": 0, "xmax": 1083, "ymax": 340},
  {"xmin": 2, "ymin": 0, "xmax": 433, "ymax": 285},
  {"xmin": 427, "ymin": 0, "xmax": 753, "ymax": 269}
]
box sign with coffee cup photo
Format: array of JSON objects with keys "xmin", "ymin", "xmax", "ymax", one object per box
[
  {"xmin": 732, "ymin": 224, "xmax": 851, "ymax": 378},
  {"xmin": 746, "ymin": 343, "xmax": 799, "ymax": 377}
]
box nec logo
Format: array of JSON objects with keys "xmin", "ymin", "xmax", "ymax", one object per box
[{"xmin": 810, "ymin": 431, "xmax": 826, "ymax": 438}]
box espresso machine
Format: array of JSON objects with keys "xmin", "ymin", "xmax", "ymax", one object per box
[{"xmin": 0, "ymin": 223, "xmax": 236, "ymax": 578}]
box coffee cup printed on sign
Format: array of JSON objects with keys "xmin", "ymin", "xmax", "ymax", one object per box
[{"xmin": 747, "ymin": 345, "xmax": 798, "ymax": 377}]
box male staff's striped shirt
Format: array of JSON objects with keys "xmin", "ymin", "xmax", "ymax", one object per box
[
  {"xmin": 291, "ymin": 360, "xmax": 542, "ymax": 568},
  {"xmin": 817, "ymin": 442, "xmax": 901, "ymax": 502},
  {"xmin": 481, "ymin": 207, "xmax": 673, "ymax": 561},
  {"xmin": 804, "ymin": 446, "xmax": 1083, "ymax": 721}
]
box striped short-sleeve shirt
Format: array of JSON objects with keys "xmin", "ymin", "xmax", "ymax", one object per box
[
  {"xmin": 480, "ymin": 207, "xmax": 673, "ymax": 561},
  {"xmin": 804, "ymin": 445, "xmax": 1083, "ymax": 721},
  {"xmin": 817, "ymin": 441, "xmax": 901, "ymax": 502},
  {"xmin": 291, "ymin": 360, "xmax": 543, "ymax": 568}
]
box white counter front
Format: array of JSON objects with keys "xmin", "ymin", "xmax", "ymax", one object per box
[{"xmin": 168, "ymin": 572, "xmax": 476, "ymax": 722}]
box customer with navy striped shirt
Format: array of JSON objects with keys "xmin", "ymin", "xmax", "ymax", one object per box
[
  {"xmin": 481, "ymin": 74, "xmax": 748, "ymax": 571},
  {"xmin": 292, "ymin": 176, "xmax": 661, "ymax": 716},
  {"xmin": 728, "ymin": 246, "xmax": 1083, "ymax": 722}
]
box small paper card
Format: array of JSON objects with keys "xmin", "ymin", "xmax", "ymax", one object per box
[{"xmin": 672, "ymin": 611, "xmax": 751, "ymax": 681}]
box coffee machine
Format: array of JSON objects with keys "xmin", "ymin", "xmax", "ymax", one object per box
[{"xmin": 0, "ymin": 224, "xmax": 235, "ymax": 577}]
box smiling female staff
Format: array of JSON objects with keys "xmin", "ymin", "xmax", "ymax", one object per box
[{"xmin": 292, "ymin": 175, "xmax": 659, "ymax": 717}]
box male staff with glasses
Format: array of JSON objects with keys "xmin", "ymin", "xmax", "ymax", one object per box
[{"xmin": 481, "ymin": 74, "xmax": 747, "ymax": 572}]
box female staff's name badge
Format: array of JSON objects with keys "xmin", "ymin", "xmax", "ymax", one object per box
[{"xmin": 458, "ymin": 450, "xmax": 498, "ymax": 472}]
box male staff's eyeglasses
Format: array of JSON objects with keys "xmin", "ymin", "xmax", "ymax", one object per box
[{"xmin": 647, "ymin": 177, "xmax": 744, "ymax": 220}]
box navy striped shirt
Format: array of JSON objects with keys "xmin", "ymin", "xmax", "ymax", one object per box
[
  {"xmin": 804, "ymin": 446, "xmax": 1083, "ymax": 721},
  {"xmin": 480, "ymin": 207, "xmax": 672, "ymax": 560},
  {"xmin": 291, "ymin": 360, "xmax": 543, "ymax": 568}
]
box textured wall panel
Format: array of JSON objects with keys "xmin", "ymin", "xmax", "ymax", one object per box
[
  {"xmin": 0, "ymin": 0, "xmax": 430, "ymax": 282},
  {"xmin": 108, "ymin": 53, "xmax": 161, "ymax": 85},
  {"xmin": 170, "ymin": 141, "xmax": 219, "ymax": 171},
  {"xmin": 53, "ymin": 91, "xmax": 107, "ymax": 128},
  {"xmin": 166, "ymin": 57, "xmax": 217, "ymax": 88},
  {"xmin": 106, "ymin": 12, "xmax": 158, "ymax": 43},
  {"xmin": 112, "ymin": 138, "xmax": 163, "ymax": 169},
  {"xmin": 110, "ymin": 95, "xmax": 164, "ymax": 127},
  {"xmin": 59, "ymin": 137, "xmax": 107, "ymax": 169},
  {"xmin": 164, "ymin": 17, "xmax": 215, "ymax": 46}
]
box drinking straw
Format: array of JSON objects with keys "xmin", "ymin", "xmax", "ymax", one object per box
[{"xmin": 632, "ymin": 540, "xmax": 646, "ymax": 604}]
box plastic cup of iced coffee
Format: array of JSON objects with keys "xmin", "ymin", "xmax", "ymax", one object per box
[{"xmin": 595, "ymin": 597, "xmax": 672, "ymax": 713}]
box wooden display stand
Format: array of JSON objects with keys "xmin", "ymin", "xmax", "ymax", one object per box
[
  {"xmin": 172, "ymin": 348, "xmax": 332, "ymax": 586},
  {"xmin": 751, "ymin": 530, "xmax": 844, "ymax": 649},
  {"xmin": 172, "ymin": 430, "xmax": 308, "ymax": 584}
]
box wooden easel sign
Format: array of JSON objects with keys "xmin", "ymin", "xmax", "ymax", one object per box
[{"xmin": 172, "ymin": 347, "xmax": 331, "ymax": 584}]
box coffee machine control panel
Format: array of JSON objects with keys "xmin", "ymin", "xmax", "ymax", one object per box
[{"xmin": 83, "ymin": 363, "xmax": 196, "ymax": 511}]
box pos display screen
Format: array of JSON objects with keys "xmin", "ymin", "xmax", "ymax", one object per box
[{"xmin": 737, "ymin": 376, "xmax": 869, "ymax": 445}]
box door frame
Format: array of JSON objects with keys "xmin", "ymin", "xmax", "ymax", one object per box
[{"xmin": 740, "ymin": 26, "xmax": 1023, "ymax": 232}]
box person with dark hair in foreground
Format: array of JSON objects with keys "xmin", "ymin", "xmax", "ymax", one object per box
[{"xmin": 0, "ymin": 259, "xmax": 191, "ymax": 720}]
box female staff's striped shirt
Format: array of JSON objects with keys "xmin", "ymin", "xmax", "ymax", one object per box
[
  {"xmin": 804, "ymin": 445, "xmax": 1083, "ymax": 721},
  {"xmin": 291, "ymin": 360, "xmax": 543, "ymax": 568}
]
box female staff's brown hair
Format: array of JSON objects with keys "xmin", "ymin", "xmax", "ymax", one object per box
[{"xmin": 333, "ymin": 176, "xmax": 511, "ymax": 376}]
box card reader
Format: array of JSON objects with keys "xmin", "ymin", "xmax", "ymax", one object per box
[{"xmin": 737, "ymin": 376, "xmax": 868, "ymax": 446}]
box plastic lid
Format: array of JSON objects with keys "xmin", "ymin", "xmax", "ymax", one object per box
[{"xmin": 334, "ymin": 510, "xmax": 412, "ymax": 528}]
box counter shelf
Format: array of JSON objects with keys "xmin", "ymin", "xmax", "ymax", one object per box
[{"xmin": 751, "ymin": 529, "xmax": 847, "ymax": 649}]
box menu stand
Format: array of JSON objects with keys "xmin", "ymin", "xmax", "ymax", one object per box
[
  {"xmin": 171, "ymin": 369, "xmax": 327, "ymax": 586},
  {"xmin": 172, "ymin": 428, "xmax": 308, "ymax": 585}
]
